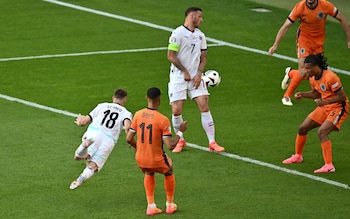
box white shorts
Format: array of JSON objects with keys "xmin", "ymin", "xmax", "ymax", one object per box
[
  {"xmin": 168, "ymin": 80, "xmax": 209, "ymax": 103},
  {"xmin": 82, "ymin": 129, "xmax": 116, "ymax": 171}
]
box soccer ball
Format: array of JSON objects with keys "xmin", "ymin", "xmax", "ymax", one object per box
[{"xmin": 203, "ymin": 70, "xmax": 221, "ymax": 87}]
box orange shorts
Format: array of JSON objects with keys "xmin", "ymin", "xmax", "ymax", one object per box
[
  {"xmin": 137, "ymin": 153, "xmax": 173, "ymax": 174},
  {"xmin": 309, "ymin": 104, "xmax": 349, "ymax": 130},
  {"xmin": 296, "ymin": 37, "xmax": 324, "ymax": 58}
]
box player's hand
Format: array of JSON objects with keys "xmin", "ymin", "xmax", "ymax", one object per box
[
  {"xmin": 193, "ymin": 74, "xmax": 202, "ymax": 88},
  {"xmin": 183, "ymin": 71, "xmax": 191, "ymax": 81},
  {"xmin": 294, "ymin": 92, "xmax": 302, "ymax": 100},
  {"xmin": 268, "ymin": 45, "xmax": 277, "ymax": 56},
  {"xmin": 314, "ymin": 98, "xmax": 325, "ymax": 106},
  {"xmin": 179, "ymin": 121, "xmax": 187, "ymax": 132},
  {"xmin": 74, "ymin": 114, "xmax": 84, "ymax": 126}
]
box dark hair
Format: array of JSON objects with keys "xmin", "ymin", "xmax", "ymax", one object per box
[
  {"xmin": 114, "ymin": 89, "xmax": 127, "ymax": 99},
  {"xmin": 185, "ymin": 6, "xmax": 202, "ymax": 17},
  {"xmin": 147, "ymin": 87, "xmax": 161, "ymax": 100},
  {"xmin": 304, "ymin": 53, "xmax": 328, "ymax": 70}
]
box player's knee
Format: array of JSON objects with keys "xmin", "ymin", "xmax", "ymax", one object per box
[
  {"xmin": 87, "ymin": 162, "xmax": 99, "ymax": 172},
  {"xmin": 298, "ymin": 125, "xmax": 309, "ymax": 135},
  {"xmin": 317, "ymin": 129, "xmax": 329, "ymax": 141}
]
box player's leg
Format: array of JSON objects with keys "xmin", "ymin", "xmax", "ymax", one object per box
[
  {"xmin": 169, "ymin": 82, "xmax": 188, "ymax": 152},
  {"xmin": 70, "ymin": 136, "xmax": 112, "ymax": 189},
  {"xmin": 69, "ymin": 161, "xmax": 98, "ymax": 189},
  {"xmin": 164, "ymin": 169, "xmax": 177, "ymax": 214},
  {"xmin": 283, "ymin": 115, "xmax": 319, "ymax": 164},
  {"xmin": 314, "ymin": 107, "xmax": 348, "ymax": 173},
  {"xmin": 282, "ymin": 58, "xmax": 306, "ymax": 106},
  {"xmin": 73, "ymin": 134, "xmax": 95, "ymax": 160},
  {"xmin": 143, "ymin": 171, "xmax": 162, "ymax": 216},
  {"xmin": 192, "ymin": 87, "xmax": 225, "ymax": 152},
  {"xmin": 314, "ymin": 121, "xmax": 336, "ymax": 173}
]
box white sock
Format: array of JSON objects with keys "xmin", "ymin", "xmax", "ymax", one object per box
[
  {"xmin": 148, "ymin": 203, "xmax": 157, "ymax": 208},
  {"xmin": 81, "ymin": 166, "xmax": 95, "ymax": 181},
  {"xmin": 75, "ymin": 144, "xmax": 88, "ymax": 158},
  {"xmin": 172, "ymin": 114, "xmax": 184, "ymax": 140},
  {"xmin": 201, "ymin": 111, "xmax": 215, "ymax": 143}
]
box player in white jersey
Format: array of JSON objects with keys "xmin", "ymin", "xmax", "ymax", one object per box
[
  {"xmin": 69, "ymin": 89, "xmax": 132, "ymax": 189},
  {"xmin": 167, "ymin": 6, "xmax": 225, "ymax": 153}
]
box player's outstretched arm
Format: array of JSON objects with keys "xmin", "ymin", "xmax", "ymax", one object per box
[
  {"xmin": 126, "ymin": 130, "xmax": 137, "ymax": 148},
  {"xmin": 164, "ymin": 121, "xmax": 188, "ymax": 150},
  {"xmin": 74, "ymin": 114, "xmax": 91, "ymax": 126},
  {"xmin": 268, "ymin": 19, "xmax": 293, "ymax": 55},
  {"xmin": 335, "ymin": 11, "xmax": 350, "ymax": 48}
]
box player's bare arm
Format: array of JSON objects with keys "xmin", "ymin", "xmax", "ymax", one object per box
[
  {"xmin": 193, "ymin": 50, "xmax": 207, "ymax": 88},
  {"xmin": 126, "ymin": 130, "xmax": 137, "ymax": 148},
  {"xmin": 315, "ymin": 88, "xmax": 347, "ymax": 106},
  {"xmin": 163, "ymin": 121, "xmax": 188, "ymax": 150},
  {"xmin": 74, "ymin": 114, "xmax": 91, "ymax": 126},
  {"xmin": 295, "ymin": 90, "xmax": 321, "ymax": 100},
  {"xmin": 123, "ymin": 119, "xmax": 132, "ymax": 134},
  {"xmin": 167, "ymin": 50, "xmax": 191, "ymax": 81},
  {"xmin": 268, "ymin": 19, "xmax": 293, "ymax": 55},
  {"xmin": 335, "ymin": 11, "xmax": 350, "ymax": 48}
]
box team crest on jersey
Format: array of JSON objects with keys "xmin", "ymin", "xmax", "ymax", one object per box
[
  {"xmin": 318, "ymin": 12, "xmax": 324, "ymax": 19},
  {"xmin": 320, "ymin": 84, "xmax": 326, "ymax": 92}
]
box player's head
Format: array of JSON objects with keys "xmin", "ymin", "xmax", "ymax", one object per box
[
  {"xmin": 185, "ymin": 6, "xmax": 203, "ymax": 28},
  {"xmin": 304, "ymin": 53, "xmax": 328, "ymax": 77},
  {"xmin": 113, "ymin": 88, "xmax": 128, "ymax": 105},
  {"xmin": 304, "ymin": 53, "xmax": 328, "ymax": 70},
  {"xmin": 147, "ymin": 87, "xmax": 161, "ymax": 101},
  {"xmin": 185, "ymin": 6, "xmax": 202, "ymax": 17}
]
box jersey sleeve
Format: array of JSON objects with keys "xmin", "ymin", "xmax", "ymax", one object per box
[
  {"xmin": 329, "ymin": 74, "xmax": 343, "ymax": 93},
  {"xmin": 200, "ymin": 32, "xmax": 207, "ymax": 50},
  {"xmin": 168, "ymin": 30, "xmax": 180, "ymax": 52},
  {"xmin": 88, "ymin": 103, "xmax": 103, "ymax": 120},
  {"xmin": 288, "ymin": 2, "xmax": 302, "ymax": 22},
  {"xmin": 325, "ymin": 1, "xmax": 338, "ymax": 17},
  {"xmin": 161, "ymin": 116, "xmax": 172, "ymax": 138},
  {"xmin": 130, "ymin": 111, "xmax": 139, "ymax": 133}
]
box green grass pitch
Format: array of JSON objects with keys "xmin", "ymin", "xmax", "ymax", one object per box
[{"xmin": 1, "ymin": 0, "xmax": 350, "ymax": 218}]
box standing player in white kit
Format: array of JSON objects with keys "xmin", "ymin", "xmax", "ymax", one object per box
[{"xmin": 167, "ymin": 6, "xmax": 225, "ymax": 153}]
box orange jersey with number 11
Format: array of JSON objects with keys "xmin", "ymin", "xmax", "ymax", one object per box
[{"xmin": 130, "ymin": 108, "xmax": 173, "ymax": 169}]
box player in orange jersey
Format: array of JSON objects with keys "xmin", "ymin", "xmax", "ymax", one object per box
[
  {"xmin": 282, "ymin": 54, "xmax": 349, "ymax": 173},
  {"xmin": 126, "ymin": 87, "xmax": 187, "ymax": 216},
  {"xmin": 268, "ymin": 0, "xmax": 350, "ymax": 106}
]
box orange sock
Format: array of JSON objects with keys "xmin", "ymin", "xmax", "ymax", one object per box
[
  {"xmin": 283, "ymin": 69, "xmax": 304, "ymax": 98},
  {"xmin": 144, "ymin": 174, "xmax": 155, "ymax": 204},
  {"xmin": 164, "ymin": 175, "xmax": 175, "ymax": 204},
  {"xmin": 321, "ymin": 141, "xmax": 332, "ymax": 164},
  {"xmin": 295, "ymin": 134, "xmax": 307, "ymax": 155}
]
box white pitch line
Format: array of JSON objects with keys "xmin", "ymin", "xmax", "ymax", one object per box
[
  {"xmin": 0, "ymin": 94, "xmax": 78, "ymax": 118},
  {"xmin": 0, "ymin": 44, "xmax": 223, "ymax": 62},
  {"xmin": 41, "ymin": 0, "xmax": 350, "ymax": 75},
  {"xmin": 1, "ymin": 92, "xmax": 349, "ymax": 190},
  {"xmin": 188, "ymin": 143, "xmax": 349, "ymax": 189},
  {"xmin": 0, "ymin": 47, "xmax": 166, "ymax": 62}
]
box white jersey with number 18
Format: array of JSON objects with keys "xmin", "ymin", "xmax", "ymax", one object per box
[{"xmin": 88, "ymin": 102, "xmax": 132, "ymax": 142}]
